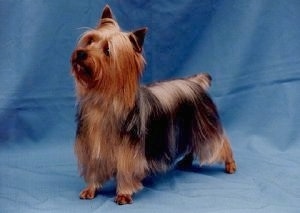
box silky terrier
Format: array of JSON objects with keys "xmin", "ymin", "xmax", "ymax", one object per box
[{"xmin": 71, "ymin": 5, "xmax": 236, "ymax": 205}]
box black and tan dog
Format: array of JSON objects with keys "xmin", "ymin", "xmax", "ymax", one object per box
[{"xmin": 71, "ymin": 5, "xmax": 236, "ymax": 205}]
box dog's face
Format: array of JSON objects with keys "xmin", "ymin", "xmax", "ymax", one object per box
[
  {"xmin": 71, "ymin": 30, "xmax": 109, "ymax": 89},
  {"xmin": 71, "ymin": 6, "xmax": 147, "ymax": 94}
]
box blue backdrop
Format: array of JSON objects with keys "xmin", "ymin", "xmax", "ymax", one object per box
[{"xmin": 1, "ymin": 0, "xmax": 300, "ymax": 212}]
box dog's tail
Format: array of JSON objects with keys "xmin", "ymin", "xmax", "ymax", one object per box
[{"xmin": 188, "ymin": 73, "xmax": 212, "ymax": 91}]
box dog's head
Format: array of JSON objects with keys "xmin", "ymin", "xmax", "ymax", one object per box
[{"xmin": 71, "ymin": 5, "xmax": 147, "ymax": 99}]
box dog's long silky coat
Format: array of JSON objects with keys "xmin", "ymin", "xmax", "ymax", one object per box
[{"xmin": 71, "ymin": 5, "xmax": 236, "ymax": 205}]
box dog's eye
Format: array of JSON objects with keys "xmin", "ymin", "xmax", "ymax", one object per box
[
  {"xmin": 87, "ymin": 38, "xmax": 94, "ymax": 45},
  {"xmin": 103, "ymin": 47, "xmax": 110, "ymax": 56}
]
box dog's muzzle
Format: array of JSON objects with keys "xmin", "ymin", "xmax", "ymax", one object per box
[
  {"xmin": 74, "ymin": 50, "xmax": 88, "ymax": 61},
  {"xmin": 71, "ymin": 50, "xmax": 93, "ymax": 81}
]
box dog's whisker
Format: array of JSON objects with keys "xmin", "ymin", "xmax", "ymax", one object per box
[{"xmin": 77, "ymin": 26, "xmax": 94, "ymax": 31}]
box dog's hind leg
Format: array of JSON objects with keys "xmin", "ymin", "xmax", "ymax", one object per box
[
  {"xmin": 195, "ymin": 134, "xmax": 236, "ymax": 174},
  {"xmin": 177, "ymin": 152, "xmax": 194, "ymax": 169},
  {"xmin": 217, "ymin": 135, "xmax": 237, "ymax": 174}
]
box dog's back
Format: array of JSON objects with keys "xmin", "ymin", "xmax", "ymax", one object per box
[{"xmin": 121, "ymin": 74, "xmax": 225, "ymax": 173}]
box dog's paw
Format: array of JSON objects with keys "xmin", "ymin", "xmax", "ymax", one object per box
[
  {"xmin": 79, "ymin": 186, "xmax": 97, "ymax": 199},
  {"xmin": 114, "ymin": 194, "xmax": 133, "ymax": 205},
  {"xmin": 225, "ymin": 161, "xmax": 237, "ymax": 174}
]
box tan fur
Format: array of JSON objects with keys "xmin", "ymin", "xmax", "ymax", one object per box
[
  {"xmin": 71, "ymin": 5, "xmax": 236, "ymax": 205},
  {"xmin": 188, "ymin": 73, "xmax": 212, "ymax": 90},
  {"xmin": 73, "ymin": 24, "xmax": 144, "ymax": 109},
  {"xmin": 71, "ymin": 6, "xmax": 148, "ymax": 202}
]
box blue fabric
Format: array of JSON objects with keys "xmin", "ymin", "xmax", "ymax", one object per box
[{"xmin": 1, "ymin": 0, "xmax": 300, "ymax": 212}]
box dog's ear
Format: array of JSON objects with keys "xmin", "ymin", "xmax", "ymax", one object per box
[
  {"xmin": 98, "ymin": 5, "xmax": 119, "ymax": 29},
  {"xmin": 101, "ymin": 5, "xmax": 113, "ymax": 19},
  {"xmin": 129, "ymin": 28, "xmax": 148, "ymax": 53}
]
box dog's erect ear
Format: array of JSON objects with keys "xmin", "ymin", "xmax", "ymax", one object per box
[
  {"xmin": 129, "ymin": 28, "xmax": 148, "ymax": 53},
  {"xmin": 98, "ymin": 5, "xmax": 119, "ymax": 29},
  {"xmin": 101, "ymin": 5, "xmax": 113, "ymax": 19}
]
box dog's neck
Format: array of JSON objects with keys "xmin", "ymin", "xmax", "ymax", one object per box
[{"xmin": 77, "ymin": 84, "xmax": 139, "ymax": 113}]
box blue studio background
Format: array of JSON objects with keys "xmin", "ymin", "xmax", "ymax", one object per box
[{"xmin": 1, "ymin": 0, "xmax": 300, "ymax": 212}]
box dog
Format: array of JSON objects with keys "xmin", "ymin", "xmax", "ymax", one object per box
[{"xmin": 70, "ymin": 5, "xmax": 236, "ymax": 205}]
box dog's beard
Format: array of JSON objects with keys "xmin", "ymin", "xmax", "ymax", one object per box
[
  {"xmin": 77, "ymin": 63, "xmax": 92, "ymax": 76},
  {"xmin": 73, "ymin": 63, "xmax": 92, "ymax": 85},
  {"xmin": 72, "ymin": 59, "xmax": 102, "ymax": 89}
]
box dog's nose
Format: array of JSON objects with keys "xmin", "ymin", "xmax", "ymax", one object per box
[{"xmin": 76, "ymin": 50, "xmax": 87, "ymax": 60}]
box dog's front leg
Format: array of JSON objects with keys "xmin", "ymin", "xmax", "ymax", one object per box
[
  {"xmin": 114, "ymin": 146, "xmax": 146, "ymax": 205},
  {"xmin": 79, "ymin": 164, "xmax": 109, "ymax": 200},
  {"xmin": 79, "ymin": 183, "xmax": 98, "ymax": 199},
  {"xmin": 115, "ymin": 173, "xmax": 144, "ymax": 205}
]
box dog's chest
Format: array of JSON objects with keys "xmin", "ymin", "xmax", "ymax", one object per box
[{"xmin": 80, "ymin": 101, "xmax": 124, "ymax": 141}]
